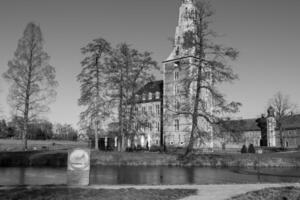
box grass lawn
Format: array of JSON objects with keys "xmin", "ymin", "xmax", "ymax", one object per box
[
  {"xmin": 0, "ymin": 139, "xmax": 88, "ymax": 151},
  {"xmin": 0, "ymin": 187, "xmax": 197, "ymax": 200},
  {"xmin": 229, "ymin": 186, "xmax": 300, "ymax": 200}
]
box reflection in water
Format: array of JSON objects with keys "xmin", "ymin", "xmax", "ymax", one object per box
[
  {"xmin": 0, "ymin": 167, "xmax": 67, "ymax": 185},
  {"xmin": 0, "ymin": 166, "xmax": 299, "ymax": 185},
  {"xmin": 89, "ymin": 166, "xmax": 300, "ymax": 185}
]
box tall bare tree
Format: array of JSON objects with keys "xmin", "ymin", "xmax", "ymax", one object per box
[
  {"xmin": 105, "ymin": 43, "xmax": 158, "ymax": 151},
  {"xmin": 122, "ymin": 51, "xmax": 158, "ymax": 148},
  {"xmin": 166, "ymin": 1, "xmax": 241, "ymax": 155},
  {"xmin": 268, "ymin": 91, "xmax": 297, "ymax": 148},
  {"xmin": 3, "ymin": 22, "xmax": 57, "ymax": 150},
  {"xmin": 78, "ymin": 38, "xmax": 111, "ymax": 150}
]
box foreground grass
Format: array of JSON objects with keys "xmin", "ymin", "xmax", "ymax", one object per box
[
  {"xmin": 229, "ymin": 186, "xmax": 300, "ymax": 200},
  {"xmin": 0, "ymin": 187, "xmax": 197, "ymax": 200}
]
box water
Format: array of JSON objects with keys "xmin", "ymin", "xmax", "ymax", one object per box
[{"xmin": 0, "ymin": 166, "xmax": 299, "ymax": 185}]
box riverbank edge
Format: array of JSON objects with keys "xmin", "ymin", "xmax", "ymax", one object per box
[
  {"xmin": 0, "ymin": 183, "xmax": 299, "ymax": 200},
  {"xmin": 0, "ymin": 150, "xmax": 300, "ymax": 168}
]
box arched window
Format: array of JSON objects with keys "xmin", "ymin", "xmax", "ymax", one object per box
[
  {"xmin": 176, "ymin": 47, "xmax": 180, "ymax": 56},
  {"xmin": 174, "ymin": 71, "xmax": 179, "ymax": 80}
]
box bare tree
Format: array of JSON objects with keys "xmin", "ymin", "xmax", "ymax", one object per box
[
  {"xmin": 78, "ymin": 38, "xmax": 111, "ymax": 150},
  {"xmin": 106, "ymin": 43, "xmax": 158, "ymax": 151},
  {"xmin": 3, "ymin": 22, "xmax": 57, "ymax": 150},
  {"xmin": 268, "ymin": 91, "xmax": 297, "ymax": 148},
  {"xmin": 166, "ymin": 1, "xmax": 241, "ymax": 155}
]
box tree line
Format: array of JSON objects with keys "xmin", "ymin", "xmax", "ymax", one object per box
[{"xmin": 0, "ymin": 117, "xmax": 77, "ymax": 141}]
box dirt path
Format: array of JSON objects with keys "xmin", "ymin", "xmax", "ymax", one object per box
[{"xmin": 86, "ymin": 183, "xmax": 300, "ymax": 200}]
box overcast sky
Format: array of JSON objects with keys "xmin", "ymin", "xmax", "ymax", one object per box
[{"xmin": 0, "ymin": 0, "xmax": 300, "ymax": 127}]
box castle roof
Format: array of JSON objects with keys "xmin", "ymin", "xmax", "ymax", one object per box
[{"xmin": 136, "ymin": 80, "xmax": 163, "ymax": 95}]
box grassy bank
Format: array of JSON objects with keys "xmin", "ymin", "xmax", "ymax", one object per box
[
  {"xmin": 230, "ymin": 186, "xmax": 300, "ymax": 200},
  {"xmin": 0, "ymin": 150, "xmax": 300, "ymax": 167},
  {"xmin": 0, "ymin": 139, "xmax": 88, "ymax": 152},
  {"xmin": 91, "ymin": 151, "xmax": 300, "ymax": 167},
  {"xmin": 0, "ymin": 187, "xmax": 197, "ymax": 200}
]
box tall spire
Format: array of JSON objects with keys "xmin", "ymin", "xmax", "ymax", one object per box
[
  {"xmin": 166, "ymin": 0, "xmax": 197, "ymax": 61},
  {"xmin": 182, "ymin": 0, "xmax": 194, "ymax": 4}
]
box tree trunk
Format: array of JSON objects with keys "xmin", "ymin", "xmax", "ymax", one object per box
[
  {"xmin": 185, "ymin": 18, "xmax": 204, "ymax": 156},
  {"xmin": 185, "ymin": 63, "xmax": 202, "ymax": 155},
  {"xmin": 95, "ymin": 54, "xmax": 100, "ymax": 151},
  {"xmin": 119, "ymin": 70, "xmax": 124, "ymax": 152},
  {"xmin": 279, "ymin": 127, "xmax": 284, "ymax": 148},
  {"xmin": 94, "ymin": 121, "xmax": 99, "ymax": 150}
]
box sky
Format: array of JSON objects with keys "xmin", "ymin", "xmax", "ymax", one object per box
[{"xmin": 0, "ymin": 0, "xmax": 300, "ymax": 128}]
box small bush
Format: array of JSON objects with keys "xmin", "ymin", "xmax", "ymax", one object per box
[
  {"xmin": 149, "ymin": 145, "xmax": 161, "ymax": 152},
  {"xmin": 248, "ymin": 144, "xmax": 256, "ymax": 153},
  {"xmin": 241, "ymin": 145, "xmax": 248, "ymax": 153}
]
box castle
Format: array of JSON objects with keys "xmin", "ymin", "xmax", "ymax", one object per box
[{"xmin": 99, "ymin": 0, "xmax": 300, "ymax": 151}]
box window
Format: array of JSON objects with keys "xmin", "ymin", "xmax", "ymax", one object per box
[
  {"xmin": 174, "ymin": 84, "xmax": 179, "ymax": 95},
  {"xmin": 156, "ymin": 121, "xmax": 160, "ymax": 132},
  {"xmin": 175, "ymin": 100, "xmax": 180, "ymax": 112},
  {"xmin": 149, "ymin": 123, "xmax": 152, "ymax": 131},
  {"xmin": 142, "ymin": 93, "xmax": 146, "ymax": 101},
  {"xmin": 156, "ymin": 105, "xmax": 160, "ymax": 115},
  {"xmin": 176, "ymin": 47, "xmax": 179, "ymax": 56},
  {"xmin": 155, "ymin": 91, "xmax": 160, "ymax": 99},
  {"xmin": 142, "ymin": 106, "xmax": 146, "ymax": 114},
  {"xmin": 156, "ymin": 140, "xmax": 159, "ymax": 145},
  {"xmin": 135, "ymin": 94, "xmax": 139, "ymax": 101},
  {"xmin": 174, "ymin": 71, "xmax": 179, "ymax": 81},
  {"xmin": 135, "ymin": 107, "xmax": 138, "ymax": 113},
  {"xmin": 148, "ymin": 106, "xmax": 153, "ymax": 114},
  {"xmin": 177, "ymin": 36, "xmax": 181, "ymax": 45},
  {"xmin": 174, "ymin": 119, "xmax": 179, "ymax": 131},
  {"xmin": 149, "ymin": 92, "xmax": 152, "ymax": 100}
]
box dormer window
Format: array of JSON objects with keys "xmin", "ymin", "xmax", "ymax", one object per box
[
  {"xmin": 142, "ymin": 93, "xmax": 146, "ymax": 101},
  {"xmin": 135, "ymin": 94, "xmax": 139, "ymax": 101},
  {"xmin": 148, "ymin": 92, "xmax": 152, "ymax": 100},
  {"xmin": 155, "ymin": 91, "xmax": 160, "ymax": 99}
]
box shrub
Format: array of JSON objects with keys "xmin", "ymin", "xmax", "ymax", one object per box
[
  {"xmin": 241, "ymin": 145, "xmax": 248, "ymax": 153},
  {"xmin": 149, "ymin": 145, "xmax": 161, "ymax": 152},
  {"xmin": 248, "ymin": 144, "xmax": 256, "ymax": 153}
]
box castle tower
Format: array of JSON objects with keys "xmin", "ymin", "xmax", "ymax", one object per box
[{"xmin": 163, "ymin": 0, "xmax": 213, "ymax": 149}]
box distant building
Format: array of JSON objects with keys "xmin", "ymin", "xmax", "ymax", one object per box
[{"xmin": 219, "ymin": 112, "xmax": 300, "ymax": 149}]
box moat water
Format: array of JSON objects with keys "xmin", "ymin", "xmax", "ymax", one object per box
[{"xmin": 0, "ymin": 166, "xmax": 299, "ymax": 185}]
